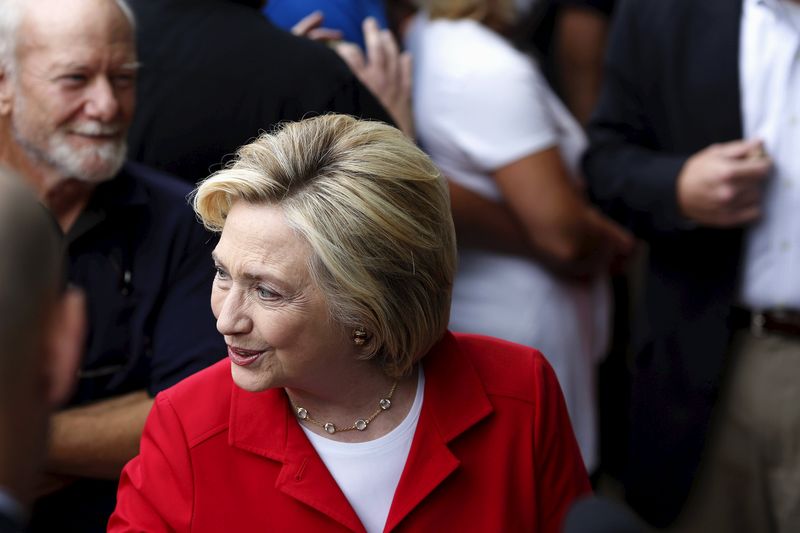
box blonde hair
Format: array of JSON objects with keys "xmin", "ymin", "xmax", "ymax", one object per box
[
  {"xmin": 193, "ymin": 115, "xmax": 456, "ymax": 378},
  {"xmin": 424, "ymin": 0, "xmax": 516, "ymax": 32}
]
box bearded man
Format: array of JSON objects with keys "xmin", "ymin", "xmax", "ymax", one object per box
[{"xmin": 0, "ymin": 0, "xmax": 225, "ymax": 530}]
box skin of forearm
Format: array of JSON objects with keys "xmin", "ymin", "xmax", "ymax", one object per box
[
  {"xmin": 45, "ymin": 390, "xmax": 154, "ymax": 479},
  {"xmin": 448, "ymin": 180, "xmax": 531, "ymax": 256}
]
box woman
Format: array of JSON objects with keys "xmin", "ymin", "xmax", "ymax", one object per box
[
  {"xmin": 406, "ymin": 0, "xmax": 634, "ymax": 472},
  {"xmin": 109, "ymin": 115, "xmax": 590, "ymax": 532}
]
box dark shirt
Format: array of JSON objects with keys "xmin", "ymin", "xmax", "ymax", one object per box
[
  {"xmin": 30, "ymin": 162, "xmax": 226, "ymax": 532},
  {"xmin": 127, "ymin": 0, "xmax": 393, "ymax": 184}
]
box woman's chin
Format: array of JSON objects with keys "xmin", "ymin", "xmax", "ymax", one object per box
[{"xmin": 230, "ymin": 362, "xmax": 273, "ymax": 392}]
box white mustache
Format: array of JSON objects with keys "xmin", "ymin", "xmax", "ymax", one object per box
[{"xmin": 69, "ymin": 122, "xmax": 122, "ymax": 136}]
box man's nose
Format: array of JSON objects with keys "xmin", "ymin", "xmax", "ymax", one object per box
[
  {"xmin": 83, "ymin": 77, "xmax": 120, "ymax": 122},
  {"xmin": 215, "ymin": 289, "xmax": 253, "ymax": 337}
]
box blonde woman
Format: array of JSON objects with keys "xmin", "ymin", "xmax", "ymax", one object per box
[
  {"xmin": 407, "ymin": 0, "xmax": 634, "ymax": 473},
  {"xmin": 110, "ymin": 115, "xmax": 590, "ymax": 532}
]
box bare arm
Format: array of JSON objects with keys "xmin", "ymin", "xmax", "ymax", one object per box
[
  {"xmin": 492, "ymin": 147, "xmax": 634, "ymax": 276},
  {"xmin": 448, "ymin": 180, "xmax": 531, "ymax": 256},
  {"xmin": 554, "ymin": 6, "xmax": 610, "ymax": 126},
  {"xmin": 46, "ymin": 390, "xmax": 154, "ymax": 480}
]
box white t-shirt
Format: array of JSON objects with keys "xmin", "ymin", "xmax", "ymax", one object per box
[
  {"xmin": 407, "ymin": 14, "xmax": 606, "ymax": 472},
  {"xmin": 301, "ymin": 369, "xmax": 425, "ymax": 533}
]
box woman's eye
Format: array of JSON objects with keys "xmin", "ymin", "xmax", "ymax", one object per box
[
  {"xmin": 256, "ymin": 286, "xmax": 277, "ymax": 300},
  {"xmin": 214, "ymin": 266, "xmax": 228, "ymax": 280}
]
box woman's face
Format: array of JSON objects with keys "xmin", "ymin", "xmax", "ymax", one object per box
[{"xmin": 210, "ymin": 201, "xmax": 356, "ymax": 393}]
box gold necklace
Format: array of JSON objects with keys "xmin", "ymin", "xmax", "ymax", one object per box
[{"xmin": 291, "ymin": 381, "xmax": 398, "ymax": 434}]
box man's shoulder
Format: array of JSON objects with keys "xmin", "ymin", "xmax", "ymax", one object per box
[
  {"xmin": 121, "ymin": 161, "xmax": 192, "ymax": 203},
  {"xmin": 448, "ymin": 333, "xmax": 552, "ymax": 404},
  {"xmin": 156, "ymin": 359, "xmax": 232, "ymax": 445}
]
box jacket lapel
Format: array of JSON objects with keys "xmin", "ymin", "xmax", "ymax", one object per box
[
  {"xmin": 385, "ymin": 332, "xmax": 493, "ymax": 531},
  {"xmin": 228, "ymin": 383, "xmax": 365, "ymax": 532}
]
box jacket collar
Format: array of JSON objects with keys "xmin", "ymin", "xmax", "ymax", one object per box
[{"xmin": 228, "ymin": 331, "xmax": 493, "ymax": 532}]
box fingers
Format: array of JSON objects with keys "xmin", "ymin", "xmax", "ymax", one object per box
[
  {"xmin": 334, "ymin": 41, "xmax": 366, "ymax": 73},
  {"xmin": 307, "ymin": 27, "xmax": 344, "ymax": 42},
  {"xmin": 381, "ymin": 26, "xmax": 400, "ymax": 95},
  {"xmin": 291, "ymin": 11, "xmax": 324, "ymax": 37},
  {"xmin": 399, "ymin": 51, "xmax": 413, "ymax": 100},
  {"xmin": 713, "ymin": 138, "xmax": 765, "ymax": 159},
  {"xmin": 364, "ymin": 17, "xmax": 387, "ymax": 78},
  {"xmin": 728, "ymin": 157, "xmax": 772, "ymax": 183},
  {"xmin": 291, "ymin": 11, "xmax": 343, "ymax": 42}
]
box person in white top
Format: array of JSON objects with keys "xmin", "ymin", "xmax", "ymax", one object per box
[
  {"xmin": 406, "ymin": 0, "xmax": 634, "ymax": 473},
  {"xmin": 0, "ymin": 170, "xmax": 84, "ymax": 532},
  {"xmin": 584, "ymin": 0, "xmax": 800, "ymax": 530}
]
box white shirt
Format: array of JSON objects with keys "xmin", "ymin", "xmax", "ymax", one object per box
[
  {"xmin": 739, "ymin": 0, "xmax": 800, "ymax": 310},
  {"xmin": 406, "ymin": 14, "xmax": 606, "ymax": 472},
  {"xmin": 301, "ymin": 369, "xmax": 424, "ymax": 533}
]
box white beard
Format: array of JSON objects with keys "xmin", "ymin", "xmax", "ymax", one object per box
[{"xmin": 11, "ymin": 95, "xmax": 127, "ymax": 184}]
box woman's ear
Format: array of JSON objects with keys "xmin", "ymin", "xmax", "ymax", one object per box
[{"xmin": 43, "ymin": 288, "xmax": 86, "ymax": 407}]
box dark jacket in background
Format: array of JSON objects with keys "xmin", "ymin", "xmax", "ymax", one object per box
[{"xmin": 582, "ymin": 0, "xmax": 744, "ymax": 526}]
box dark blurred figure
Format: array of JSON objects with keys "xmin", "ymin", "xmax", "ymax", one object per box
[
  {"xmin": 0, "ymin": 0, "xmax": 226, "ymax": 530},
  {"xmin": 516, "ymin": 0, "xmax": 615, "ymax": 125},
  {"xmin": 127, "ymin": 0, "xmax": 392, "ymax": 184},
  {"xmin": 584, "ymin": 0, "xmax": 799, "ymax": 530},
  {"xmin": 0, "ymin": 169, "xmax": 84, "ymax": 533},
  {"xmin": 563, "ymin": 496, "xmax": 648, "ymax": 533}
]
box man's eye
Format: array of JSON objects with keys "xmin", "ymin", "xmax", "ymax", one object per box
[
  {"xmin": 60, "ymin": 74, "xmax": 88, "ymax": 86},
  {"xmin": 111, "ymin": 74, "xmax": 136, "ymax": 88}
]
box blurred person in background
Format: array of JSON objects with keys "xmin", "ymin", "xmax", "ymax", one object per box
[
  {"xmin": 584, "ymin": 0, "xmax": 799, "ymax": 530},
  {"xmin": 0, "ymin": 0, "xmax": 225, "ymax": 529},
  {"xmin": 110, "ymin": 114, "xmax": 590, "ymax": 533},
  {"xmin": 0, "ymin": 169, "xmax": 83, "ymax": 533},
  {"xmin": 514, "ymin": 0, "xmax": 615, "ymax": 125},
  {"xmin": 407, "ymin": 0, "xmax": 634, "ymax": 475}
]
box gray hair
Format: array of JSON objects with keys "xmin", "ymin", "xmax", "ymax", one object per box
[{"xmin": 0, "ymin": 0, "xmax": 136, "ymax": 77}]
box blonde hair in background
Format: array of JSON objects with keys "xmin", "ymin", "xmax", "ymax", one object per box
[
  {"xmin": 193, "ymin": 114, "xmax": 457, "ymax": 378},
  {"xmin": 424, "ymin": 0, "xmax": 516, "ymax": 32}
]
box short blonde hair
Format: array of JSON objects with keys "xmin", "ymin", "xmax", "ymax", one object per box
[
  {"xmin": 425, "ymin": 0, "xmax": 516, "ymax": 32},
  {"xmin": 193, "ymin": 115, "xmax": 456, "ymax": 378}
]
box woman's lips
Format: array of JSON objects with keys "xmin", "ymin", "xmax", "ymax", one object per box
[{"xmin": 228, "ymin": 346, "xmax": 264, "ymax": 367}]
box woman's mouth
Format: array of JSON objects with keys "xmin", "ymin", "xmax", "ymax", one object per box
[{"xmin": 227, "ymin": 346, "xmax": 265, "ymax": 367}]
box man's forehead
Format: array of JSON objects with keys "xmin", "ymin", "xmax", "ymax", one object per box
[{"xmin": 17, "ymin": 0, "xmax": 134, "ymax": 55}]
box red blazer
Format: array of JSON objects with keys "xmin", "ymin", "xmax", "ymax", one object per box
[{"xmin": 110, "ymin": 332, "xmax": 590, "ymax": 532}]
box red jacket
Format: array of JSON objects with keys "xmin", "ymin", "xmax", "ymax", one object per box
[{"xmin": 110, "ymin": 332, "xmax": 590, "ymax": 532}]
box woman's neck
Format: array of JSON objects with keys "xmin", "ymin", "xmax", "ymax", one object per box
[{"xmin": 284, "ymin": 365, "xmax": 419, "ymax": 444}]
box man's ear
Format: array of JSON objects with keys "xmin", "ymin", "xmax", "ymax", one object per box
[
  {"xmin": 44, "ymin": 288, "xmax": 85, "ymax": 407},
  {"xmin": 0, "ymin": 67, "xmax": 14, "ymax": 116}
]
